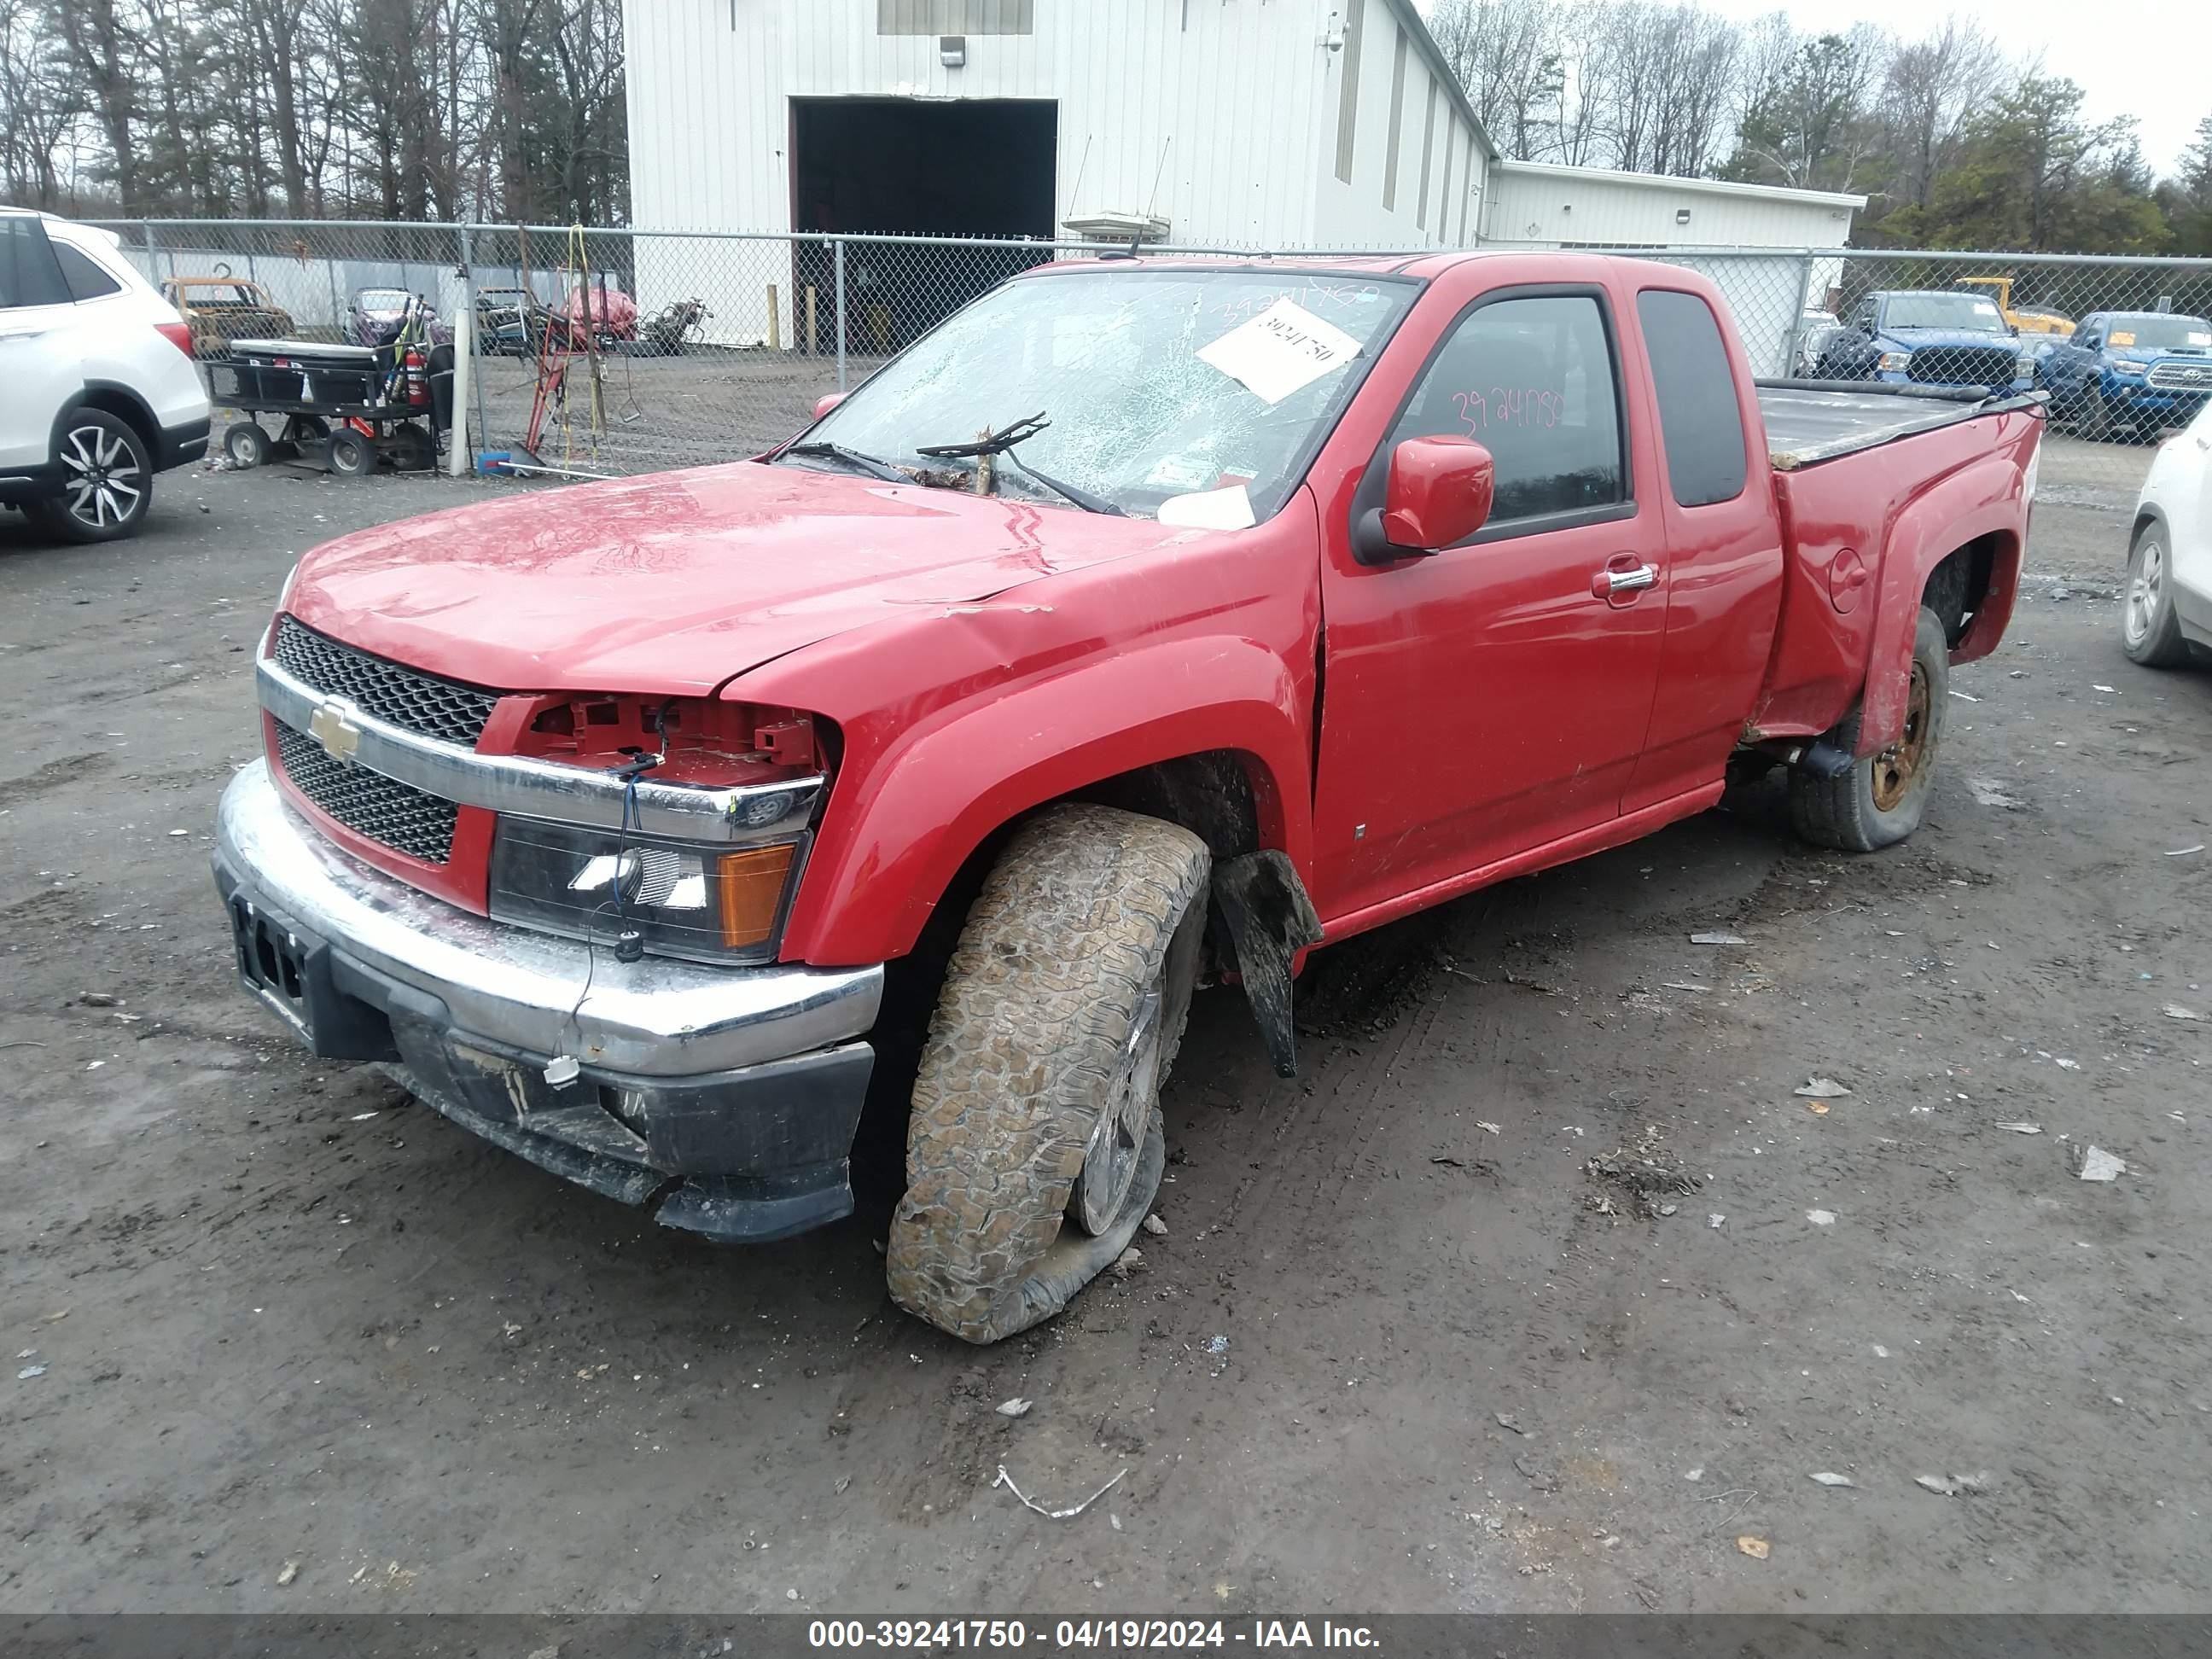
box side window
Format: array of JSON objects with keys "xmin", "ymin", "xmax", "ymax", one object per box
[
  {"xmin": 1389, "ymin": 293, "xmax": 1627, "ymax": 529},
  {"xmin": 53, "ymin": 242, "xmax": 124, "ymax": 301},
  {"xmin": 1637, "ymin": 289, "xmax": 1748, "ymax": 509},
  {"xmin": 0, "ymin": 215, "xmax": 73, "ymax": 311}
]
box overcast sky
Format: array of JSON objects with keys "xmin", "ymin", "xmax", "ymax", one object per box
[{"xmin": 1690, "ymin": 0, "xmax": 2209, "ymax": 175}]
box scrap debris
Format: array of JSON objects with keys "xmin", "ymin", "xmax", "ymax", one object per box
[
  {"xmin": 1915, "ymin": 1471, "xmax": 1994, "ymax": 1497},
  {"xmin": 1584, "ymin": 1124, "xmax": 1700, "ymax": 1219},
  {"xmin": 994, "ymin": 1464, "xmax": 1126, "ymax": 1520},
  {"xmin": 1735, "ymin": 1535, "xmax": 1771, "ymax": 1560},
  {"xmin": 1808, "ymin": 1471, "xmax": 1856, "ymax": 1487},
  {"xmin": 1690, "ymin": 931, "xmax": 1747, "ymax": 946},
  {"xmin": 2076, "ymin": 1146, "xmax": 2127, "ymax": 1183},
  {"xmin": 1996, "ymin": 1121, "xmax": 2043, "ymax": 1135},
  {"xmin": 1794, "ymin": 1077, "xmax": 1854, "ymax": 1098},
  {"xmin": 995, "ymin": 1398, "xmax": 1033, "ymax": 1418}
]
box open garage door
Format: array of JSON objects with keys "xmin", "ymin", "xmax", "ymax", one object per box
[{"xmin": 793, "ymin": 97, "xmax": 1057, "ymax": 355}]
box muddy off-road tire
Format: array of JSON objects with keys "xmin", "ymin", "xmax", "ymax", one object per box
[
  {"xmin": 886, "ymin": 805, "xmax": 1209, "ymax": 1344},
  {"xmin": 1791, "ymin": 606, "xmax": 1949, "ymax": 853}
]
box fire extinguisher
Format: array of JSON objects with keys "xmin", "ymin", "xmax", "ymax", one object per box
[{"xmin": 403, "ymin": 346, "xmax": 428, "ymax": 407}]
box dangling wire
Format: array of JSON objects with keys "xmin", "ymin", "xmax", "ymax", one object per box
[{"xmin": 552, "ymin": 707, "xmax": 670, "ymax": 1079}]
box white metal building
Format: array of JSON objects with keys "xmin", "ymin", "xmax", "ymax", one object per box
[
  {"xmin": 1481, "ymin": 161, "xmax": 1861, "ymax": 252},
  {"xmin": 621, "ymin": 0, "xmax": 1862, "ymax": 354},
  {"xmin": 624, "ymin": 0, "xmax": 1499, "ymax": 250}
]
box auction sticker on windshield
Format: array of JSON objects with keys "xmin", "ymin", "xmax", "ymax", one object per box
[{"xmin": 1198, "ymin": 298, "xmax": 1362, "ymax": 405}]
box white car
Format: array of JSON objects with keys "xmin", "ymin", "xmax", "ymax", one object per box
[
  {"xmin": 2123, "ymin": 396, "xmax": 2212, "ymax": 667},
  {"xmin": 1, "ymin": 208, "xmax": 211, "ymax": 543}
]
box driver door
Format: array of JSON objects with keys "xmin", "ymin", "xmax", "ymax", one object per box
[{"xmin": 1309, "ymin": 284, "xmax": 1668, "ymax": 928}]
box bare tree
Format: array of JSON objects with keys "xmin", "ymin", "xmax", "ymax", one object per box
[
  {"xmin": 1880, "ymin": 16, "xmax": 2005, "ymax": 208},
  {"xmin": 0, "ymin": 0, "xmax": 79, "ymax": 207}
]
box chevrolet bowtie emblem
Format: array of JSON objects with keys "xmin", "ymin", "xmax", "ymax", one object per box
[{"xmin": 308, "ymin": 700, "xmax": 362, "ymax": 761}]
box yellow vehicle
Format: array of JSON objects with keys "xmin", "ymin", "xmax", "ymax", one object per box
[{"xmin": 1956, "ymin": 276, "xmax": 2075, "ymax": 337}]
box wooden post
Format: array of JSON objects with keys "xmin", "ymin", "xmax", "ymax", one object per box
[
  {"xmin": 766, "ymin": 284, "xmax": 781, "ymax": 352},
  {"xmin": 806, "ymin": 285, "xmax": 818, "ymax": 357}
]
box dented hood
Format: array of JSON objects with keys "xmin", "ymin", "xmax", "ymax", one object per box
[{"xmin": 283, "ymin": 461, "xmax": 1164, "ymax": 696}]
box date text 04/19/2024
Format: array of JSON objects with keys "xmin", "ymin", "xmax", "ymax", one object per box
[{"xmin": 806, "ymin": 1621, "xmax": 1382, "ymax": 1650}]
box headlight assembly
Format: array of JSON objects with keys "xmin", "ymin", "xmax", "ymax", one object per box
[{"xmin": 489, "ymin": 817, "xmax": 801, "ymax": 965}]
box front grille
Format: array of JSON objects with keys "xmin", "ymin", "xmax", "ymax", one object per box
[
  {"xmin": 2148, "ymin": 361, "xmax": 2212, "ymax": 391},
  {"xmin": 1906, "ymin": 346, "xmax": 2020, "ymax": 387},
  {"xmin": 276, "ymin": 722, "xmax": 457, "ymax": 864},
  {"xmin": 273, "ymin": 615, "xmax": 499, "ymax": 747}
]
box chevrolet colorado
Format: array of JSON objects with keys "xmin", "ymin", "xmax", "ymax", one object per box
[{"xmin": 213, "ymin": 252, "xmax": 2041, "ymax": 1342}]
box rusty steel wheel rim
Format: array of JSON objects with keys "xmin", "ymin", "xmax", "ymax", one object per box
[{"xmin": 1871, "ymin": 661, "xmax": 1932, "ymax": 812}]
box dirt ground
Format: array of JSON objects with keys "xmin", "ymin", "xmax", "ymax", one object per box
[{"xmin": 2, "ymin": 437, "xmax": 2208, "ymax": 1615}]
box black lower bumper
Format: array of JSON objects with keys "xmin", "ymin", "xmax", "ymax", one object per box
[
  {"xmin": 158, "ymin": 415, "xmax": 211, "ymax": 471},
  {"xmin": 214, "ymin": 853, "xmax": 875, "ymax": 1244}
]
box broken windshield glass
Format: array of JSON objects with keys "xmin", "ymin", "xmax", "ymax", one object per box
[{"xmin": 779, "ymin": 269, "xmax": 1417, "ymax": 523}]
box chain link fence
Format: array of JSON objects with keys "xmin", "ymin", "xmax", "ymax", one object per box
[{"xmin": 96, "ymin": 219, "xmax": 2212, "ymax": 506}]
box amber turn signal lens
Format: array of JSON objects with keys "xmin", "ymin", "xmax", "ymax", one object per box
[{"xmin": 717, "ymin": 844, "xmax": 795, "ymax": 948}]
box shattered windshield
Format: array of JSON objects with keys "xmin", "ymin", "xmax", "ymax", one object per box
[{"xmin": 783, "ymin": 269, "xmax": 1417, "ymax": 525}]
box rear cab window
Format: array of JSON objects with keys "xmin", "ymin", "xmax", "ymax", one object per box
[{"xmin": 1636, "ymin": 288, "xmax": 1749, "ymax": 508}]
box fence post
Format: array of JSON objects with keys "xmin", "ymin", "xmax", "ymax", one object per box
[
  {"xmin": 139, "ymin": 221, "xmax": 156, "ymax": 283},
  {"xmin": 834, "ymin": 238, "xmax": 848, "ymax": 392},
  {"xmin": 1785, "ymin": 249, "xmax": 1819, "ymax": 377},
  {"xmin": 466, "ymin": 224, "xmax": 492, "ymax": 465},
  {"xmin": 451, "ymin": 224, "xmax": 475, "ymax": 478}
]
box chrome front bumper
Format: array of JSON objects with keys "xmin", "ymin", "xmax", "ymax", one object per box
[{"xmin": 212, "ymin": 760, "xmax": 884, "ymax": 1241}]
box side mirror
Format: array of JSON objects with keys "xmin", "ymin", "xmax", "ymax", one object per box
[
  {"xmin": 812, "ymin": 392, "xmax": 847, "ymax": 420},
  {"xmin": 1353, "ymin": 436, "xmax": 1495, "ymax": 564}
]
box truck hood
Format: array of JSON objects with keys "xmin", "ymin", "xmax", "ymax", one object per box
[{"xmin": 284, "ymin": 461, "xmax": 1172, "ymax": 696}]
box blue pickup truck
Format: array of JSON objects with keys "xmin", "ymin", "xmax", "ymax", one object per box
[
  {"xmin": 1814, "ymin": 290, "xmax": 2034, "ymax": 393},
  {"xmin": 2033, "ymin": 311, "xmax": 2212, "ymax": 440}
]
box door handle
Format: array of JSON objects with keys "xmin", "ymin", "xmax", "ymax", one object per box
[{"xmin": 1591, "ymin": 560, "xmax": 1659, "ymax": 599}]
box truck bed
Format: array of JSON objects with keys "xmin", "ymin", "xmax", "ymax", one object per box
[{"xmin": 1758, "ymin": 381, "xmax": 2043, "ymax": 471}]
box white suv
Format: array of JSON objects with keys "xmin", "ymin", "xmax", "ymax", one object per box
[
  {"xmin": 1, "ymin": 209, "xmax": 212, "ymax": 543},
  {"xmin": 2122, "ymin": 396, "xmax": 2212, "ymax": 667}
]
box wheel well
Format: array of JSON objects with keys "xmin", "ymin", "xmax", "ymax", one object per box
[
  {"xmin": 2132, "ymin": 508, "xmax": 2163, "ymax": 549},
  {"xmin": 66, "ymin": 383, "xmax": 161, "ymax": 463},
  {"xmin": 1068, "ymin": 750, "xmax": 1264, "ymax": 862},
  {"xmin": 849, "ymin": 748, "xmax": 1268, "ymax": 1220},
  {"xmin": 1921, "ymin": 532, "xmax": 2005, "ymax": 649}
]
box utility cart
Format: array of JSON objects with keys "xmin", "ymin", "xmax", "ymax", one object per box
[{"xmin": 210, "ymin": 335, "xmax": 454, "ymax": 476}]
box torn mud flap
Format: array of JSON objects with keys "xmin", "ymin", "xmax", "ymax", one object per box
[{"xmin": 1210, "ymin": 849, "xmax": 1325, "ymax": 1079}]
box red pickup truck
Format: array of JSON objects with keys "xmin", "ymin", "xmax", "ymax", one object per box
[{"xmin": 214, "ymin": 253, "xmax": 2040, "ymax": 1343}]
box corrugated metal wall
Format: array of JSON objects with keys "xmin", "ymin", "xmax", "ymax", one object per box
[
  {"xmin": 1483, "ymin": 165, "xmax": 1857, "ymax": 252},
  {"xmin": 1312, "ymin": 0, "xmax": 1485, "ymax": 247},
  {"xmin": 626, "ymin": 0, "xmax": 1346, "ymax": 247}
]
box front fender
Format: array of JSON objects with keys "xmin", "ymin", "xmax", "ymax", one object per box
[
  {"xmin": 780, "ymin": 635, "xmax": 1314, "ymax": 966},
  {"xmin": 1854, "ymin": 411, "xmax": 2038, "ymax": 754}
]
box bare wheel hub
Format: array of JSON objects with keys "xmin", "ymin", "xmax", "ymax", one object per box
[
  {"xmin": 1870, "ymin": 661, "xmax": 1932, "ymax": 812},
  {"xmin": 1069, "ymin": 981, "xmax": 1164, "ymax": 1236}
]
